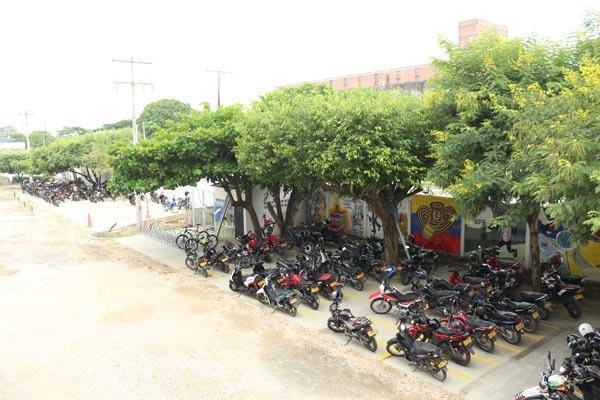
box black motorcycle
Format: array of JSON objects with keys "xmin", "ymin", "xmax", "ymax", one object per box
[
  {"xmin": 541, "ymin": 265, "xmax": 585, "ymax": 319},
  {"xmin": 327, "ymin": 289, "xmax": 378, "ymax": 352},
  {"xmin": 488, "ymin": 290, "xmax": 541, "ymax": 333},
  {"xmin": 472, "ymin": 300, "xmax": 524, "ymax": 345}
]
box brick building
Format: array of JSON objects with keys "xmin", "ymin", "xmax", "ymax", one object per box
[{"xmin": 300, "ymin": 19, "xmax": 507, "ymax": 94}]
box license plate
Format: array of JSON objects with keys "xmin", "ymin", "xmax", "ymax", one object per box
[
  {"xmin": 532, "ymin": 311, "xmax": 540, "ymax": 319},
  {"xmin": 516, "ymin": 322, "xmax": 524, "ymax": 331},
  {"xmin": 575, "ymin": 294, "xmax": 584, "ymax": 300},
  {"xmin": 256, "ymin": 280, "xmax": 265, "ymax": 287},
  {"xmin": 330, "ymin": 281, "xmax": 338, "ymax": 287},
  {"xmin": 438, "ymin": 360, "xmax": 448, "ymax": 368},
  {"xmin": 423, "ymin": 303, "xmax": 429, "ymax": 310},
  {"xmin": 544, "ymin": 301, "xmax": 552, "ymax": 309},
  {"xmin": 277, "ymin": 277, "xmax": 285, "ymax": 283},
  {"xmin": 311, "ymin": 287, "xmax": 319, "ymax": 293},
  {"xmin": 486, "ymin": 285, "xmax": 492, "ymax": 293},
  {"xmin": 221, "ymin": 256, "xmax": 229, "ymax": 262},
  {"xmin": 463, "ymin": 337, "xmax": 472, "ymax": 346},
  {"xmin": 356, "ymin": 272, "xmax": 364, "ymax": 279},
  {"xmin": 367, "ymin": 329, "xmax": 378, "ymax": 337},
  {"xmin": 289, "ymin": 298, "xmax": 297, "ymax": 304},
  {"xmin": 488, "ymin": 331, "xmax": 496, "ymax": 339}
]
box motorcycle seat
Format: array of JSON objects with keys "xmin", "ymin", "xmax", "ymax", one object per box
[
  {"xmin": 391, "ymin": 291, "xmax": 417, "ymax": 302},
  {"xmin": 428, "ymin": 288, "xmax": 458, "ymax": 300},
  {"xmin": 495, "ymin": 309, "xmax": 518, "ymax": 321},
  {"xmin": 462, "ymin": 275, "xmax": 487, "ymax": 285},
  {"xmin": 466, "ymin": 316, "xmax": 495, "ymax": 329},
  {"xmin": 519, "ymin": 291, "xmax": 547, "ymax": 302},
  {"xmin": 409, "ymin": 340, "xmax": 439, "ymax": 355},
  {"xmin": 506, "ymin": 300, "xmax": 533, "ymax": 311},
  {"xmin": 435, "ymin": 326, "xmax": 460, "ymax": 336}
]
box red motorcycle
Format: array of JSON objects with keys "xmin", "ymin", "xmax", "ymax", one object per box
[
  {"xmin": 441, "ymin": 309, "xmax": 497, "ymax": 353},
  {"xmin": 262, "ymin": 217, "xmax": 290, "ymax": 257},
  {"xmin": 369, "ymin": 281, "xmax": 424, "ymax": 315},
  {"xmin": 275, "ymin": 267, "xmax": 320, "ymax": 310},
  {"xmin": 408, "ymin": 308, "xmax": 475, "ymax": 366}
]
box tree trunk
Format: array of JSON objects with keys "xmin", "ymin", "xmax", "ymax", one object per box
[
  {"xmin": 370, "ymin": 199, "xmax": 399, "ymax": 266},
  {"xmin": 243, "ymin": 186, "xmax": 263, "ymax": 240},
  {"xmin": 527, "ymin": 210, "xmax": 541, "ymax": 291},
  {"xmin": 282, "ymin": 189, "xmax": 301, "ymax": 234}
]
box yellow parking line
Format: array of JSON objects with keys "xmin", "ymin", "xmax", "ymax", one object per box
[
  {"xmin": 495, "ymin": 342, "xmax": 520, "ymax": 353},
  {"xmin": 524, "ymin": 333, "xmax": 543, "ymax": 341},
  {"xmin": 447, "ymin": 368, "xmax": 475, "ymax": 381},
  {"xmin": 377, "ymin": 353, "xmax": 392, "ymax": 361},
  {"xmin": 541, "ymin": 321, "xmax": 562, "ymax": 330},
  {"xmin": 371, "ymin": 317, "xmax": 397, "ymax": 331},
  {"xmin": 472, "ymin": 354, "xmax": 499, "ymax": 367}
]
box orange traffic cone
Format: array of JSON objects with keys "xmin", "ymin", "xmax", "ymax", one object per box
[{"xmin": 87, "ymin": 213, "xmax": 93, "ymax": 228}]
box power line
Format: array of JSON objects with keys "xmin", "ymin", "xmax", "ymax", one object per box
[
  {"xmin": 206, "ymin": 69, "xmax": 232, "ymax": 108},
  {"xmin": 113, "ymin": 57, "xmax": 153, "ymax": 145}
]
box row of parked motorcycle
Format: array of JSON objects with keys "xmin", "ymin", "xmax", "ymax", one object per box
[
  {"xmin": 515, "ymin": 323, "xmax": 600, "ymax": 400},
  {"xmin": 21, "ymin": 179, "xmax": 114, "ymax": 205}
]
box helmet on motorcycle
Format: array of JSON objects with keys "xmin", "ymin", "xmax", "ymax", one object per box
[
  {"xmin": 547, "ymin": 374, "xmax": 569, "ymax": 392},
  {"xmin": 578, "ymin": 323, "xmax": 596, "ymax": 339},
  {"xmin": 384, "ymin": 265, "xmax": 396, "ymax": 278}
]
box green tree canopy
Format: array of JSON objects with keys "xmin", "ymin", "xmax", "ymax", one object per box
[
  {"xmin": 28, "ymin": 131, "xmax": 56, "ymax": 149},
  {"xmin": 57, "ymin": 126, "xmax": 87, "ymax": 137},
  {"xmin": 0, "ymin": 151, "xmax": 31, "ymax": 182},
  {"xmin": 314, "ymin": 88, "xmax": 434, "ymax": 264},
  {"xmin": 32, "ymin": 129, "xmax": 129, "ymax": 185},
  {"xmin": 139, "ymin": 99, "xmax": 193, "ymax": 138},
  {"xmin": 96, "ymin": 119, "xmax": 131, "ymax": 131},
  {"xmin": 236, "ymin": 84, "xmax": 332, "ymax": 233}
]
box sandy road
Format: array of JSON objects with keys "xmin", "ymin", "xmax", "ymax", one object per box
[{"xmin": 0, "ymin": 188, "xmax": 455, "ymax": 400}]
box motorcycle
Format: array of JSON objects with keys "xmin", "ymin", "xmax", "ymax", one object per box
[
  {"xmin": 330, "ymin": 252, "xmax": 367, "ymax": 291},
  {"xmin": 386, "ymin": 309, "xmax": 449, "ymax": 382},
  {"xmin": 256, "ymin": 271, "xmax": 299, "ymax": 316},
  {"xmin": 473, "ymin": 300, "xmax": 525, "ymax": 345},
  {"xmin": 541, "ymin": 265, "xmax": 585, "ymax": 319},
  {"xmin": 442, "ymin": 307, "xmax": 498, "ymax": 353},
  {"xmin": 515, "ymin": 352, "xmax": 576, "ymax": 400},
  {"xmin": 275, "ymin": 265, "xmax": 320, "ymax": 310},
  {"xmin": 369, "ymin": 280, "xmax": 422, "ymax": 315},
  {"xmin": 412, "ymin": 281, "xmax": 459, "ymax": 316},
  {"xmin": 315, "ymin": 218, "xmax": 345, "ymax": 245},
  {"xmin": 501, "ymin": 276, "xmax": 551, "ymax": 320},
  {"xmin": 488, "ymin": 290, "xmax": 541, "ymax": 333},
  {"xmin": 408, "ymin": 307, "xmax": 475, "ymax": 366},
  {"xmin": 228, "ymin": 262, "xmax": 267, "ymax": 295},
  {"xmin": 327, "ymin": 289, "xmax": 378, "ymax": 352}
]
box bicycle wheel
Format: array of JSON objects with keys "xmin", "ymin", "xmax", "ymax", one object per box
[
  {"xmin": 185, "ymin": 238, "xmax": 199, "ymax": 253},
  {"xmin": 205, "ymin": 234, "xmax": 218, "ymax": 249},
  {"xmin": 175, "ymin": 234, "xmax": 190, "ymax": 249}
]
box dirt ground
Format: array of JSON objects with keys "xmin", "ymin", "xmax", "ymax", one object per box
[{"xmin": 0, "ymin": 187, "xmax": 456, "ymax": 400}]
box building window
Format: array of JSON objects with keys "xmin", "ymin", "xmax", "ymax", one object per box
[
  {"xmin": 415, "ymin": 68, "xmax": 420, "ymax": 81},
  {"xmin": 343, "ymin": 78, "xmax": 347, "ymax": 89},
  {"xmin": 374, "ymin": 73, "xmax": 379, "ymax": 87},
  {"xmin": 396, "ymin": 70, "xmax": 400, "ymax": 84}
]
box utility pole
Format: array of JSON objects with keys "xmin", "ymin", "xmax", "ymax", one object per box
[
  {"xmin": 19, "ymin": 110, "xmax": 33, "ymax": 151},
  {"xmin": 113, "ymin": 57, "xmax": 152, "ymax": 231},
  {"xmin": 113, "ymin": 57, "xmax": 153, "ymax": 144},
  {"xmin": 206, "ymin": 69, "xmax": 232, "ymax": 108}
]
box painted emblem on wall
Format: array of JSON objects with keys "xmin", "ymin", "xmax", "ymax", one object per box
[{"xmin": 416, "ymin": 201, "xmax": 457, "ymax": 238}]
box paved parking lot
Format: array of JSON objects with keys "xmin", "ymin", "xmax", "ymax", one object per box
[{"xmin": 117, "ymin": 233, "xmax": 600, "ymax": 398}]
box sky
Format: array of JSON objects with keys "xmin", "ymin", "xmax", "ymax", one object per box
[{"xmin": 0, "ymin": 0, "xmax": 597, "ymax": 134}]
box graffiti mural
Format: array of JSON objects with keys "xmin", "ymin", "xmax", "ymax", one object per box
[
  {"xmin": 538, "ymin": 210, "xmax": 600, "ymax": 280},
  {"xmin": 410, "ymin": 195, "xmax": 462, "ymax": 255}
]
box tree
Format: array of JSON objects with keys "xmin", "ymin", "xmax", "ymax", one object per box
[
  {"xmin": 0, "ymin": 126, "xmax": 26, "ymax": 143},
  {"xmin": 313, "ymin": 88, "xmax": 434, "ymax": 265},
  {"xmin": 139, "ymin": 99, "xmax": 193, "ymax": 138},
  {"xmin": 0, "ymin": 151, "xmax": 31, "ymax": 182},
  {"xmin": 429, "ymin": 32, "xmax": 571, "ymax": 289},
  {"xmin": 236, "ymin": 84, "xmax": 332, "ymax": 234},
  {"xmin": 28, "ymin": 131, "xmax": 56, "ymax": 148},
  {"xmin": 97, "ymin": 119, "xmax": 131, "ymax": 131},
  {"xmin": 32, "ymin": 129, "xmax": 129, "ymax": 185},
  {"xmin": 110, "ymin": 105, "xmax": 265, "ymax": 236},
  {"xmin": 511, "ymin": 59, "xmax": 600, "ymax": 243},
  {"xmin": 57, "ymin": 126, "xmax": 87, "ymax": 137}
]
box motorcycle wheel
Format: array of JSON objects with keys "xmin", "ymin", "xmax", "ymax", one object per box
[
  {"xmin": 363, "ymin": 335, "xmax": 378, "ymax": 353},
  {"xmin": 370, "ymin": 298, "xmax": 392, "ymax": 314},
  {"xmin": 308, "ymin": 296, "xmax": 319, "ymax": 310},
  {"xmin": 499, "ymin": 327, "xmax": 521, "ymax": 345},
  {"xmin": 477, "ymin": 335, "xmax": 495, "ymax": 353},
  {"xmin": 522, "ymin": 314, "xmax": 539, "ymax": 333},
  {"xmin": 431, "ymin": 367, "xmax": 447, "ymax": 382},
  {"xmin": 287, "ymin": 305, "xmax": 297, "ymax": 317},
  {"xmin": 302, "ymin": 241, "xmax": 315, "ymax": 255},
  {"xmin": 450, "ymin": 346, "xmax": 471, "ymax": 366},
  {"xmin": 221, "ymin": 263, "xmax": 230, "ymax": 274},
  {"xmin": 185, "ymin": 257, "xmax": 196, "ymax": 270},
  {"xmin": 386, "ymin": 340, "xmax": 405, "ymax": 357},
  {"xmin": 327, "ymin": 317, "xmax": 344, "ymax": 333},
  {"xmin": 538, "ymin": 306, "xmax": 550, "ymax": 320},
  {"xmin": 257, "ymin": 293, "xmax": 269, "ymax": 305},
  {"xmin": 564, "ymin": 297, "xmax": 582, "ymax": 319},
  {"xmin": 350, "ymin": 279, "xmax": 364, "ymax": 291},
  {"xmin": 228, "ymin": 281, "xmax": 240, "ymax": 292},
  {"xmin": 400, "ymin": 271, "xmax": 410, "ymax": 286}
]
